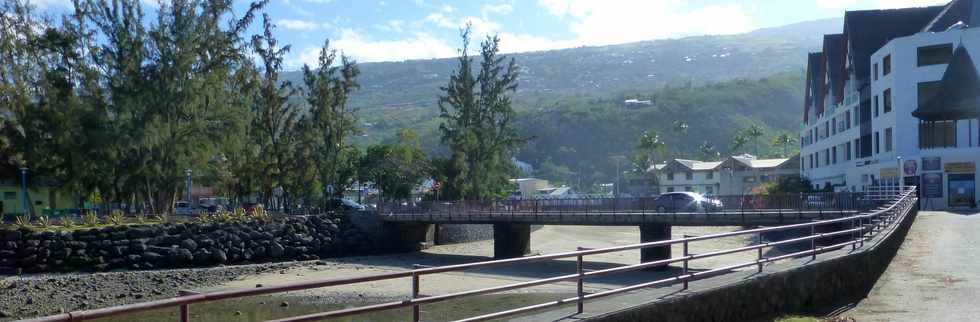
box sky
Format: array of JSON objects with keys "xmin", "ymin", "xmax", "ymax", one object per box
[{"xmin": 32, "ymin": 0, "xmax": 952, "ymax": 69}]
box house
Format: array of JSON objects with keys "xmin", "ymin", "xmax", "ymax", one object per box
[
  {"xmin": 510, "ymin": 178, "xmax": 550, "ymax": 198},
  {"xmin": 648, "ymin": 155, "xmax": 800, "ymax": 196},
  {"xmin": 0, "ymin": 163, "xmax": 74, "ymax": 216},
  {"xmin": 624, "ymin": 99, "xmax": 653, "ymax": 108},
  {"xmin": 801, "ymin": 0, "xmax": 980, "ymax": 209}
]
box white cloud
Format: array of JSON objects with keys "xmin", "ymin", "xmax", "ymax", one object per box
[
  {"xmin": 30, "ymin": 0, "xmax": 71, "ymax": 8},
  {"xmin": 482, "ymin": 3, "xmax": 514, "ymax": 16},
  {"xmin": 287, "ymin": 29, "xmax": 456, "ymax": 65},
  {"xmin": 425, "ymin": 13, "xmax": 500, "ymax": 36},
  {"xmin": 278, "ymin": 19, "xmax": 326, "ymax": 31},
  {"xmin": 816, "ymin": 0, "xmax": 860, "ymax": 8},
  {"xmin": 875, "ymin": 0, "xmax": 947, "ymax": 8},
  {"xmin": 537, "ymin": 0, "xmax": 756, "ymax": 46}
]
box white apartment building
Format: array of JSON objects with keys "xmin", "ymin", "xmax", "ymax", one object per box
[
  {"xmin": 654, "ymin": 155, "xmax": 800, "ymax": 196},
  {"xmin": 801, "ymin": 0, "xmax": 980, "ymax": 209}
]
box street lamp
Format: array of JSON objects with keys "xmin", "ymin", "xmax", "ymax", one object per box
[{"xmin": 19, "ymin": 167, "xmax": 28, "ymax": 216}]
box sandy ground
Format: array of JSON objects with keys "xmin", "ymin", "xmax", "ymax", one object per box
[
  {"xmin": 208, "ymin": 225, "xmax": 757, "ymax": 301},
  {"xmin": 844, "ymin": 211, "xmax": 980, "ymax": 321}
]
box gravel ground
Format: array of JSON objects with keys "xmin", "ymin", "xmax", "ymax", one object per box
[
  {"xmin": 0, "ymin": 261, "xmax": 303, "ymax": 321},
  {"xmin": 844, "ymin": 210, "xmax": 980, "ymax": 321}
]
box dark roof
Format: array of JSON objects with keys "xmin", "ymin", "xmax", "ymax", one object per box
[
  {"xmin": 823, "ymin": 34, "xmax": 845, "ymax": 107},
  {"xmin": 913, "ymin": 45, "xmax": 980, "ymax": 121},
  {"xmin": 843, "ymin": 6, "xmax": 946, "ymax": 82},
  {"xmin": 922, "ymin": 0, "xmax": 980, "ymax": 32},
  {"xmin": 805, "ymin": 52, "xmax": 825, "ymax": 124}
]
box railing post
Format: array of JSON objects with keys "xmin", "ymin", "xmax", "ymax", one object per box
[
  {"xmin": 756, "ymin": 232, "xmax": 764, "ymax": 273},
  {"xmin": 810, "ymin": 224, "xmax": 817, "ymax": 260},
  {"xmin": 682, "ymin": 238, "xmax": 689, "ymax": 290},
  {"xmin": 850, "ymin": 217, "xmax": 856, "ymax": 251},
  {"xmin": 412, "ymin": 272, "xmax": 421, "ymax": 322},
  {"xmin": 576, "ymin": 254, "xmax": 584, "ymax": 314},
  {"xmin": 178, "ymin": 290, "xmax": 198, "ymax": 322}
]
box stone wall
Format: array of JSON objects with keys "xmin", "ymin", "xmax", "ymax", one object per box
[
  {"xmin": 435, "ymin": 224, "xmax": 494, "ymax": 244},
  {"xmin": 586, "ymin": 207, "xmax": 919, "ymax": 322},
  {"xmin": 0, "ymin": 213, "xmax": 375, "ymax": 275}
]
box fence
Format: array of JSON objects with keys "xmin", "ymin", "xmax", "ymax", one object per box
[
  {"xmin": 379, "ymin": 191, "xmax": 886, "ymax": 217},
  {"xmin": 25, "ymin": 187, "xmax": 918, "ymax": 322}
]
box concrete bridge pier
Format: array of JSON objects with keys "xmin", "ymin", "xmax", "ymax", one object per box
[
  {"xmin": 640, "ymin": 224, "xmax": 672, "ymax": 269},
  {"xmin": 493, "ymin": 223, "xmax": 531, "ymax": 258},
  {"xmin": 384, "ymin": 222, "xmax": 435, "ymax": 252}
]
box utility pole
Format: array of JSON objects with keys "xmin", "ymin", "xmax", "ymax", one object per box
[{"xmin": 19, "ymin": 167, "xmax": 28, "ymax": 216}]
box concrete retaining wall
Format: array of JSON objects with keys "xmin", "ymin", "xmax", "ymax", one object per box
[
  {"xmin": 587, "ymin": 207, "xmax": 919, "ymax": 322},
  {"xmin": 0, "ymin": 213, "xmax": 376, "ymax": 275}
]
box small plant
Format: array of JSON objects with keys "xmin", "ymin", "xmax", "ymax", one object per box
[
  {"xmin": 107, "ymin": 210, "xmax": 125, "ymax": 226},
  {"xmin": 61, "ymin": 216, "xmax": 77, "ymax": 229},
  {"xmin": 83, "ymin": 212, "xmax": 100, "ymax": 227},
  {"xmin": 14, "ymin": 215, "xmax": 32, "ymax": 229},
  {"xmin": 216, "ymin": 210, "xmax": 235, "ymax": 222},
  {"xmin": 36, "ymin": 216, "xmax": 52, "ymax": 229},
  {"xmin": 195, "ymin": 212, "xmax": 212, "ymax": 223},
  {"xmin": 251, "ymin": 205, "xmax": 270, "ymax": 221}
]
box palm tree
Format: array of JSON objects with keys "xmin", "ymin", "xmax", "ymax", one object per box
[
  {"xmin": 771, "ymin": 134, "xmax": 797, "ymax": 157},
  {"xmin": 672, "ymin": 121, "xmax": 689, "ymax": 158},
  {"xmin": 698, "ymin": 141, "xmax": 719, "ymax": 161},
  {"xmin": 743, "ymin": 124, "xmax": 764, "ymax": 156},
  {"xmin": 730, "ymin": 135, "xmax": 749, "ymax": 155}
]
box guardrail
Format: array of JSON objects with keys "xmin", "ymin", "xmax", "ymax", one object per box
[
  {"xmin": 380, "ymin": 191, "xmax": 883, "ymax": 217},
  {"xmin": 24, "ymin": 187, "xmax": 918, "ymax": 322}
]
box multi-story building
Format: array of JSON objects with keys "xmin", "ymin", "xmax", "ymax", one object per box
[{"xmin": 801, "ymin": 0, "xmax": 980, "ymax": 209}]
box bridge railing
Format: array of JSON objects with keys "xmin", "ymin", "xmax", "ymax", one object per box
[
  {"xmin": 379, "ymin": 191, "xmax": 894, "ymax": 216},
  {"xmin": 25, "ymin": 187, "xmax": 919, "ymax": 322}
]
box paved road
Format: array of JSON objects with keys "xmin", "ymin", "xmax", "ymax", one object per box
[{"xmin": 846, "ymin": 211, "xmax": 980, "ymax": 321}]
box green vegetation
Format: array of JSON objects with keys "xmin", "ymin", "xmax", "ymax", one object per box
[
  {"xmin": 357, "ymin": 130, "xmax": 431, "ymax": 201},
  {"xmin": 437, "ymin": 26, "xmax": 524, "ymax": 200}
]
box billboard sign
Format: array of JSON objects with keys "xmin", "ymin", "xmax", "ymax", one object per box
[{"xmin": 922, "ymin": 173, "xmax": 943, "ymax": 198}]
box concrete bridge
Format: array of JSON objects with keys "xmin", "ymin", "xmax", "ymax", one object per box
[{"xmin": 378, "ymin": 193, "xmax": 876, "ymax": 262}]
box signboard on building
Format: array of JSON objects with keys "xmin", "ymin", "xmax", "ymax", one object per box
[
  {"xmin": 922, "ymin": 157, "xmax": 942, "ymax": 171},
  {"xmin": 903, "ymin": 159, "xmax": 918, "ymax": 176},
  {"xmin": 944, "ymin": 162, "xmax": 976, "ymax": 173},
  {"xmin": 880, "ymin": 167, "xmax": 898, "ymax": 179},
  {"xmin": 922, "ymin": 173, "xmax": 943, "ymax": 198}
]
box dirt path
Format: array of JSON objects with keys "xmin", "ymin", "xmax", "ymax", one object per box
[{"xmin": 844, "ymin": 211, "xmax": 980, "ymax": 321}]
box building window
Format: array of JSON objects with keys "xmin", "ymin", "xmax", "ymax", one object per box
[
  {"xmin": 667, "ymin": 172, "xmax": 674, "ymax": 180},
  {"xmin": 874, "ymin": 63, "xmax": 879, "ymax": 81},
  {"xmin": 832, "ymin": 117, "xmax": 837, "ymax": 135},
  {"xmin": 685, "ymin": 172, "xmax": 693, "ymax": 180},
  {"xmin": 883, "ymin": 89, "xmax": 892, "ymax": 113},
  {"xmin": 761, "ymin": 175, "xmax": 770, "ymax": 182},
  {"xmin": 684, "ymin": 186, "xmax": 693, "ymax": 192},
  {"xmin": 874, "ymin": 95, "xmax": 879, "ymax": 117},
  {"xmin": 874, "ymin": 132, "xmax": 880, "ymax": 154},
  {"xmin": 919, "ymin": 121, "xmax": 957, "ymax": 149},
  {"xmin": 845, "ymin": 110, "xmax": 851, "ymax": 129},
  {"xmin": 845, "ymin": 141, "xmax": 852, "ymax": 160},
  {"xmin": 918, "ymin": 81, "xmax": 942, "ymax": 110},
  {"xmin": 917, "ymin": 44, "xmax": 953, "ymax": 66},
  {"xmin": 883, "ymin": 54, "xmax": 891, "ymax": 75},
  {"xmin": 667, "ymin": 187, "xmax": 675, "ymax": 192},
  {"xmin": 854, "ymin": 138, "xmax": 860, "ymax": 159},
  {"xmin": 706, "ymin": 186, "xmax": 714, "ymax": 194},
  {"xmin": 832, "ymin": 146, "xmax": 837, "ymax": 164},
  {"xmin": 706, "ymin": 171, "xmax": 714, "ymax": 179},
  {"xmin": 885, "ymin": 128, "xmax": 893, "ymax": 152},
  {"xmin": 824, "ymin": 149, "xmax": 830, "ymax": 165}
]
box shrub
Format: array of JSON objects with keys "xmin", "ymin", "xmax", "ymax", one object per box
[
  {"xmin": 83, "ymin": 212, "xmax": 100, "ymax": 227},
  {"xmin": 37, "ymin": 216, "xmax": 52, "ymax": 228},
  {"xmin": 107, "ymin": 210, "xmax": 125, "ymax": 225},
  {"xmin": 61, "ymin": 216, "xmax": 77, "ymax": 229},
  {"xmin": 15, "ymin": 215, "xmax": 32, "ymax": 229}
]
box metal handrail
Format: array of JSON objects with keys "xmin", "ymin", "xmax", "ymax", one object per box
[{"xmin": 25, "ymin": 187, "xmax": 918, "ymax": 322}]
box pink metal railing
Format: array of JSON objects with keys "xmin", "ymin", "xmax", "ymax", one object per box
[{"xmin": 24, "ymin": 187, "xmax": 918, "ymax": 322}]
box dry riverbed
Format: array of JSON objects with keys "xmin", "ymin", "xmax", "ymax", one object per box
[{"xmin": 2, "ymin": 225, "xmax": 757, "ymax": 321}]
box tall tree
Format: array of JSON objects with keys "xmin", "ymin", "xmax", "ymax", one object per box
[
  {"xmin": 630, "ymin": 130, "xmax": 666, "ymax": 180},
  {"xmin": 671, "ymin": 120, "xmax": 688, "ymax": 158},
  {"xmin": 358, "ymin": 129, "xmax": 430, "ymax": 201},
  {"xmin": 438, "ymin": 25, "xmax": 523, "ymax": 200},
  {"xmin": 250, "ymin": 13, "xmax": 300, "ymax": 208},
  {"xmin": 742, "ymin": 124, "xmax": 765, "ymax": 156},
  {"xmin": 300, "ymin": 39, "xmax": 360, "ymax": 202}
]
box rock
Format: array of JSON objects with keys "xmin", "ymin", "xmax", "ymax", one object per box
[
  {"xmin": 180, "ymin": 239, "xmax": 198, "ymax": 252},
  {"xmin": 269, "ymin": 242, "xmax": 285, "ymax": 258},
  {"xmin": 211, "ymin": 249, "xmax": 228, "ymax": 263},
  {"xmin": 142, "ymin": 252, "xmax": 164, "ymax": 262},
  {"xmin": 173, "ymin": 248, "xmax": 194, "ymax": 262},
  {"xmin": 3, "ymin": 230, "xmax": 22, "ymax": 241}
]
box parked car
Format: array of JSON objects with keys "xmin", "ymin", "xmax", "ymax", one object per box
[
  {"xmin": 655, "ymin": 192, "xmax": 722, "ymax": 213},
  {"xmin": 174, "ymin": 201, "xmax": 195, "ymax": 216},
  {"xmin": 327, "ymin": 198, "xmax": 366, "ymax": 211}
]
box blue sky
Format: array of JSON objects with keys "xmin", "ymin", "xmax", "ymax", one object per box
[{"xmin": 33, "ymin": 0, "xmax": 949, "ymax": 69}]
